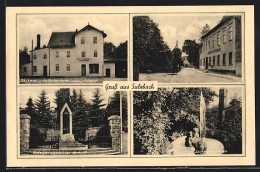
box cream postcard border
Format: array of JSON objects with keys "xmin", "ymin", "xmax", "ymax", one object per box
[{"xmin": 6, "ymin": 6, "xmax": 255, "ymax": 167}]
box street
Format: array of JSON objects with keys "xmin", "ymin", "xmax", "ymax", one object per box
[{"xmin": 139, "ymin": 68, "xmax": 242, "ymax": 83}]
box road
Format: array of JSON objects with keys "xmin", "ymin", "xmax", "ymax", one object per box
[
  {"xmin": 169, "ymin": 137, "xmax": 224, "ymax": 155},
  {"xmin": 139, "ymin": 68, "xmax": 242, "ymax": 83}
]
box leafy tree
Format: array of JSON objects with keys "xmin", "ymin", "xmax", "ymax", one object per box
[
  {"xmin": 134, "ymin": 89, "xmax": 172, "ymax": 154},
  {"xmin": 182, "ymin": 40, "xmax": 200, "ymax": 68},
  {"xmin": 106, "ymin": 91, "xmax": 128, "ymax": 132},
  {"xmin": 34, "ymin": 90, "xmax": 52, "ymax": 128},
  {"xmin": 133, "ymin": 16, "xmax": 172, "ymax": 72},
  {"xmin": 114, "ymin": 41, "xmax": 128, "ymax": 60},
  {"xmin": 133, "ymin": 88, "xmax": 217, "ymax": 154},
  {"xmin": 104, "ymin": 42, "xmax": 116, "ymax": 57},
  {"xmin": 19, "ymin": 47, "xmax": 30, "ymax": 66},
  {"xmin": 207, "ymin": 98, "xmax": 242, "ymax": 154},
  {"xmin": 172, "ymin": 48, "xmax": 182, "ymax": 73}
]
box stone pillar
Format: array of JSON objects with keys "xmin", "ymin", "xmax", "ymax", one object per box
[
  {"xmin": 108, "ymin": 115, "xmax": 121, "ymax": 152},
  {"xmin": 20, "ymin": 114, "xmax": 31, "ymax": 153},
  {"xmin": 70, "ymin": 113, "xmax": 72, "ymax": 134}
]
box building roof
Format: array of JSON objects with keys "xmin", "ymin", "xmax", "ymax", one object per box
[
  {"xmin": 48, "ymin": 32, "xmax": 75, "ymax": 48},
  {"xmin": 47, "ymin": 24, "xmax": 107, "ymax": 48},
  {"xmin": 78, "ymin": 24, "xmax": 107, "ymax": 38},
  {"xmin": 201, "ymin": 16, "xmax": 241, "ymax": 40}
]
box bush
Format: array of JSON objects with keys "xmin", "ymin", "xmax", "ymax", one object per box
[{"xmin": 29, "ymin": 127, "xmax": 45, "ymax": 148}]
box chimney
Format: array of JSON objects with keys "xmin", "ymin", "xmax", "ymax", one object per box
[
  {"xmin": 219, "ymin": 88, "xmax": 228, "ymax": 125},
  {"xmin": 37, "ymin": 34, "xmax": 41, "ymax": 49},
  {"xmin": 76, "ymin": 29, "xmax": 78, "ymax": 32}
]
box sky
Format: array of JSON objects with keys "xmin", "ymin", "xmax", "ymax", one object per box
[
  {"xmin": 19, "ymin": 87, "xmax": 116, "ymax": 110},
  {"xmin": 18, "ymin": 14, "xmax": 129, "ymax": 50},
  {"xmin": 147, "ymin": 14, "xmax": 225, "ymax": 50}
]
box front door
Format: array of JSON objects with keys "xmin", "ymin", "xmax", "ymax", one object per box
[
  {"xmin": 106, "ymin": 69, "xmax": 110, "ymax": 77},
  {"xmin": 43, "ymin": 66, "xmax": 47, "ymax": 77},
  {"xmin": 205, "ymin": 57, "xmax": 208, "ymax": 70},
  {"xmin": 81, "ymin": 64, "xmax": 86, "ymax": 76}
]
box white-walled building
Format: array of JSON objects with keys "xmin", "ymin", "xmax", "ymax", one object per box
[
  {"xmin": 199, "ymin": 16, "xmax": 242, "ymax": 76},
  {"xmin": 20, "ymin": 24, "xmax": 119, "ymax": 78}
]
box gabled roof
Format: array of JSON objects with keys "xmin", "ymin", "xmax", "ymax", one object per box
[
  {"xmin": 47, "ymin": 24, "xmax": 107, "ymax": 48},
  {"xmin": 48, "ymin": 32, "xmax": 75, "ymax": 48},
  {"xmin": 201, "ymin": 16, "xmax": 241, "ymax": 40},
  {"xmin": 78, "ymin": 24, "xmax": 107, "ymax": 38}
]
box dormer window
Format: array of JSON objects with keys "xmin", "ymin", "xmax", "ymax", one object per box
[
  {"xmin": 93, "ymin": 37, "xmax": 97, "ymax": 44},
  {"xmin": 81, "ymin": 37, "xmax": 85, "ymax": 44}
]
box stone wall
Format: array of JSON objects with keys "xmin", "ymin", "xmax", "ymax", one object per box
[
  {"xmin": 108, "ymin": 115, "xmax": 121, "ymax": 152},
  {"xmin": 20, "ymin": 114, "xmax": 31, "ymax": 153}
]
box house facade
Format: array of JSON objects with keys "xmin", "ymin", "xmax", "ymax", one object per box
[
  {"xmin": 20, "ymin": 24, "xmax": 119, "ymax": 78},
  {"xmin": 199, "ymin": 16, "xmax": 242, "ymax": 76}
]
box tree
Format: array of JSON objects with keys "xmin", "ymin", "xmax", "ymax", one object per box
[
  {"xmin": 19, "ymin": 47, "xmax": 30, "ymax": 66},
  {"xmin": 34, "ymin": 90, "xmax": 52, "ymax": 128},
  {"xmin": 172, "ymin": 47, "xmax": 182, "ymax": 73},
  {"xmin": 54, "ymin": 88, "xmax": 71, "ymax": 128},
  {"xmin": 182, "ymin": 40, "xmax": 200, "ymax": 68},
  {"xmin": 25, "ymin": 97, "xmax": 36, "ymax": 126},
  {"xmin": 200, "ymin": 24, "xmax": 210, "ymax": 38},
  {"xmin": 133, "ymin": 88, "xmax": 217, "ymax": 154},
  {"xmin": 104, "ymin": 42, "xmax": 116, "ymax": 57},
  {"xmin": 89, "ymin": 88, "xmax": 106, "ymax": 127},
  {"xmin": 133, "ymin": 16, "xmax": 172, "ymax": 72},
  {"xmin": 73, "ymin": 90, "xmax": 91, "ymax": 140},
  {"xmin": 134, "ymin": 89, "xmax": 172, "ymax": 154},
  {"xmin": 114, "ymin": 41, "xmax": 128, "ymax": 60}
]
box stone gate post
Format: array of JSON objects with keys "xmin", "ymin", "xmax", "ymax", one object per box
[
  {"xmin": 108, "ymin": 115, "xmax": 121, "ymax": 152},
  {"xmin": 20, "ymin": 114, "xmax": 31, "ymax": 153}
]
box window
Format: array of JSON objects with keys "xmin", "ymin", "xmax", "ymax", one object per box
[
  {"xmin": 205, "ymin": 40, "xmax": 207, "ymax": 50},
  {"xmin": 217, "ymin": 55, "xmax": 220, "ymax": 66},
  {"xmin": 213, "ymin": 36, "xmax": 215, "ymax": 48},
  {"xmin": 43, "ymin": 53, "xmax": 47, "ymax": 59},
  {"xmin": 33, "ymin": 66, "xmax": 37, "ymax": 73},
  {"xmin": 67, "ymin": 51, "xmax": 71, "ymax": 58},
  {"xmin": 56, "ymin": 64, "xmax": 59, "ymax": 72},
  {"xmin": 223, "ymin": 54, "xmax": 226, "ymax": 66},
  {"xmin": 56, "ymin": 51, "xmax": 59, "ymax": 58},
  {"xmin": 94, "ymin": 50, "xmax": 97, "ymax": 57},
  {"xmin": 81, "ymin": 37, "xmax": 85, "ymax": 44},
  {"xmin": 223, "ymin": 29, "xmax": 226, "ymax": 43},
  {"xmin": 33, "ymin": 53, "xmax": 37, "ymax": 59},
  {"xmin": 66, "ymin": 64, "xmax": 70, "ymax": 71},
  {"xmin": 23, "ymin": 67, "xmax": 27, "ymax": 73},
  {"xmin": 209, "ymin": 57, "xmax": 211, "ymax": 65},
  {"xmin": 229, "ymin": 52, "xmax": 233, "ymax": 65},
  {"xmin": 93, "ymin": 37, "xmax": 97, "ymax": 44},
  {"xmin": 229, "ymin": 26, "xmax": 233, "ymax": 40},
  {"xmin": 209, "ymin": 38, "xmax": 211, "ymax": 49},
  {"xmin": 89, "ymin": 64, "xmax": 99, "ymax": 74},
  {"xmin": 81, "ymin": 51, "xmax": 86, "ymax": 57},
  {"xmin": 203, "ymin": 58, "xmax": 205, "ymax": 66},
  {"xmin": 213, "ymin": 56, "xmax": 215, "ymax": 66},
  {"xmin": 217, "ymin": 34, "xmax": 220, "ymax": 46}
]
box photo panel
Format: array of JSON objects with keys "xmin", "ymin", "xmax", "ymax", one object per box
[
  {"xmin": 133, "ymin": 86, "xmax": 245, "ymax": 156},
  {"xmin": 132, "ymin": 13, "xmax": 244, "ymax": 84},
  {"xmin": 18, "ymin": 86, "xmax": 129, "ymax": 157},
  {"xmin": 18, "ymin": 13, "xmax": 129, "ymax": 84}
]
